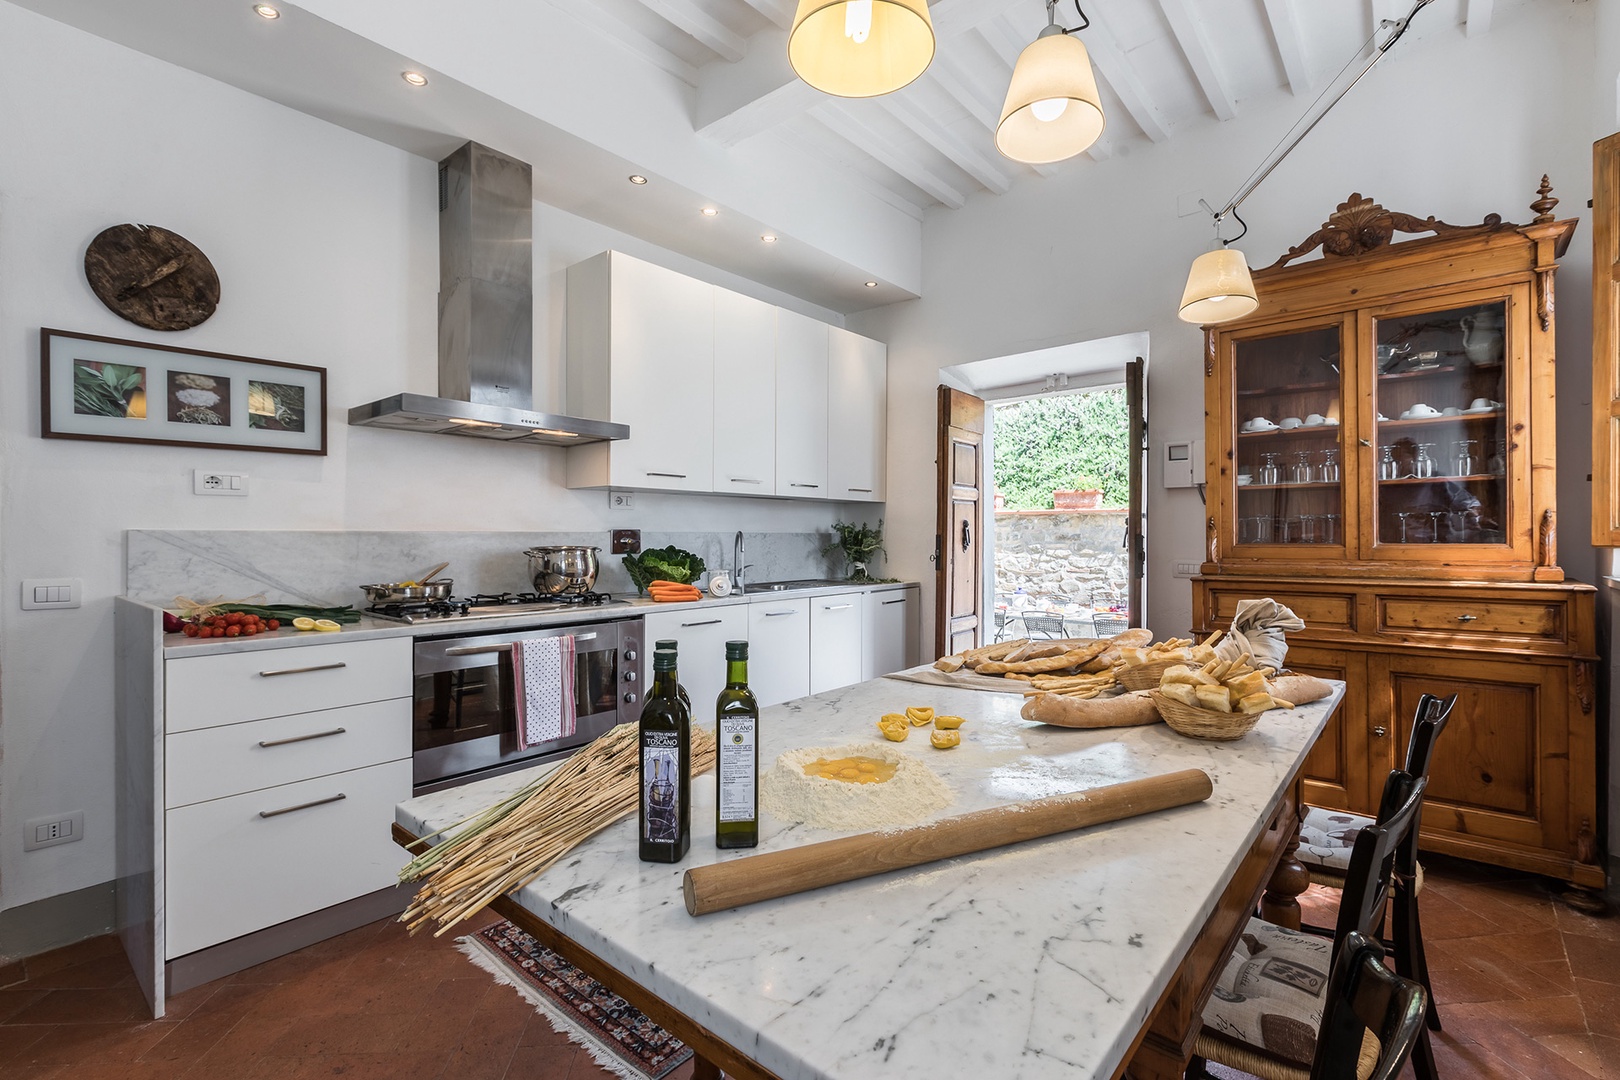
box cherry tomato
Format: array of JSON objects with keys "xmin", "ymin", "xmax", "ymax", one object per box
[
  {"xmin": 183, "ymin": 624, "xmax": 200, "ymax": 638},
  {"xmin": 225, "ymin": 625, "xmax": 241, "ymax": 637},
  {"xmin": 267, "ymin": 619, "xmax": 281, "ymax": 630}
]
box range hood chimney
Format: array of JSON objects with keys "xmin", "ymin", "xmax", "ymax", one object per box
[{"xmin": 348, "ymin": 141, "xmax": 628, "ymax": 447}]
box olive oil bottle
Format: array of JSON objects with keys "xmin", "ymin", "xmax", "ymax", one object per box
[
  {"xmin": 653, "ymin": 639, "xmax": 693, "ymax": 713},
  {"xmin": 638, "ymin": 645, "xmax": 691, "ymax": 863},
  {"xmin": 715, "ymin": 640, "xmax": 759, "ymax": 849}
]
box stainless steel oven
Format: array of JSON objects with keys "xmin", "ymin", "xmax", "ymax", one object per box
[{"xmin": 411, "ymin": 616, "xmax": 642, "ymax": 793}]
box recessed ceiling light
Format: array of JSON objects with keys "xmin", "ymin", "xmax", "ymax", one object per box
[
  {"xmin": 252, "ymin": 3, "xmax": 280, "ymax": 18},
  {"xmin": 401, "ymin": 71, "xmax": 428, "ymax": 87},
  {"xmin": 700, "ymin": 207, "xmax": 719, "ymax": 217},
  {"xmin": 628, "ymin": 175, "xmax": 648, "ymax": 185},
  {"xmin": 864, "ymin": 281, "xmax": 879, "ymax": 288},
  {"xmin": 761, "ymin": 234, "xmax": 778, "ymax": 243}
]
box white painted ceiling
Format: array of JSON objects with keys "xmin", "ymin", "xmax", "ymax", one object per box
[{"xmin": 17, "ymin": 0, "xmax": 1524, "ymax": 313}]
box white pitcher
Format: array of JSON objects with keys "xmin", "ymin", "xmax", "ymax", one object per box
[{"xmin": 1459, "ymin": 310, "xmax": 1504, "ymax": 366}]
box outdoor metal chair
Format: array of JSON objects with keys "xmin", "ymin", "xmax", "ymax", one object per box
[{"xmin": 1020, "ymin": 613, "xmax": 1067, "ymax": 639}]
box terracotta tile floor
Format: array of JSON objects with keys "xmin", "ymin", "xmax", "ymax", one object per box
[{"xmin": 0, "ymin": 855, "xmax": 1613, "ymax": 1079}]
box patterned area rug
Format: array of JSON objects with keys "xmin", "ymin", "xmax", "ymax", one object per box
[{"xmin": 458, "ymin": 919, "xmax": 694, "ymax": 1080}]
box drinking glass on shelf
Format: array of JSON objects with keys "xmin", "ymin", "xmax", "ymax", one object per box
[
  {"xmin": 1414, "ymin": 444, "xmax": 1437, "ymax": 479},
  {"xmin": 1258, "ymin": 453, "xmax": 1283, "ymax": 486},
  {"xmin": 1378, "ymin": 446, "xmax": 1401, "ymax": 481},
  {"xmin": 1298, "ymin": 515, "xmax": 1320, "ymax": 544},
  {"xmin": 1428, "ymin": 511, "xmax": 1445, "ymax": 542},
  {"xmin": 1397, "ymin": 511, "xmax": 1426, "ymax": 543},
  {"xmin": 1453, "ymin": 439, "xmax": 1478, "ymax": 478},
  {"xmin": 1321, "ymin": 514, "xmax": 1342, "ymax": 544},
  {"xmin": 1290, "ymin": 450, "xmax": 1314, "ymax": 484},
  {"xmin": 1317, "ymin": 448, "xmax": 1341, "ymax": 483},
  {"xmin": 1249, "ymin": 516, "xmax": 1274, "ymax": 543}
]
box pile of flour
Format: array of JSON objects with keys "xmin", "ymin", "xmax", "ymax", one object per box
[{"xmin": 761, "ymin": 742, "xmax": 954, "ymax": 831}]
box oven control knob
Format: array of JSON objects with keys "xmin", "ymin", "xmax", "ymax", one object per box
[
  {"xmin": 624, "ymin": 671, "xmax": 637, "ymax": 683},
  {"xmin": 624, "ymin": 649, "xmax": 637, "ymax": 662},
  {"xmin": 623, "ymin": 691, "xmax": 638, "ymax": 704}
]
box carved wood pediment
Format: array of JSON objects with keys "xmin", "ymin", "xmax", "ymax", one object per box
[{"xmin": 1269, "ymin": 192, "xmax": 1508, "ymax": 269}]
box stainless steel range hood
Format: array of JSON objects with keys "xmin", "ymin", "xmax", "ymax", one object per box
[{"xmin": 348, "ymin": 142, "xmax": 628, "ymax": 447}]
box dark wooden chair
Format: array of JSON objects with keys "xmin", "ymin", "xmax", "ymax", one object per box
[
  {"xmin": 1188, "ymin": 771, "xmax": 1428, "ymax": 1080},
  {"xmin": 1310, "ymin": 931, "xmax": 1429, "ymax": 1080}
]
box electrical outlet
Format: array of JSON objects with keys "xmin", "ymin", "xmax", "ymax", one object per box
[
  {"xmin": 25, "ymin": 811, "xmax": 84, "ymax": 851},
  {"xmin": 193, "ymin": 470, "xmax": 248, "ymax": 496},
  {"xmin": 21, "ymin": 578, "xmax": 82, "ymax": 610},
  {"xmin": 609, "ymin": 490, "xmax": 635, "ymax": 510},
  {"xmin": 1174, "ymin": 562, "xmax": 1201, "ymax": 578}
]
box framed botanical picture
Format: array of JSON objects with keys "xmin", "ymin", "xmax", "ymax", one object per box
[{"xmin": 40, "ymin": 329, "xmax": 327, "ymax": 455}]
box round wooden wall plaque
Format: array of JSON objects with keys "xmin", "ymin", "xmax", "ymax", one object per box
[{"xmin": 84, "ymin": 224, "xmax": 220, "ymax": 331}]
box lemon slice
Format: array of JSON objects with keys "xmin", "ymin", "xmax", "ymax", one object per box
[
  {"xmin": 314, "ymin": 619, "xmax": 342, "ymax": 632},
  {"xmin": 292, "ymin": 617, "xmax": 316, "ymax": 631}
]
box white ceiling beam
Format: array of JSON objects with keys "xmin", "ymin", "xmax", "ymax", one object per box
[
  {"xmin": 1258, "ymin": 0, "xmax": 1309, "ymax": 95},
  {"xmin": 1156, "ymin": 0, "xmax": 1236, "ymax": 121},
  {"xmin": 928, "ymin": 0, "xmax": 1030, "ymax": 38},
  {"xmin": 1465, "ymin": 0, "xmax": 1494, "ymax": 37},
  {"xmin": 737, "ymin": 0, "xmax": 795, "ymax": 31},
  {"xmin": 632, "ymin": 0, "xmax": 749, "ymax": 61},
  {"xmin": 694, "ymin": 27, "xmax": 820, "ymax": 145},
  {"xmin": 548, "ymin": 0, "xmax": 698, "ymax": 85},
  {"xmin": 973, "ymin": 20, "xmax": 1109, "ymax": 164},
  {"xmin": 812, "ymin": 105, "xmax": 968, "ymax": 208},
  {"xmin": 880, "ymin": 93, "xmax": 1012, "ymax": 194},
  {"xmin": 1072, "ymin": 19, "xmax": 1171, "ymax": 143}
]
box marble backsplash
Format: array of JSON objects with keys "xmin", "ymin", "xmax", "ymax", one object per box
[{"xmin": 126, "ymin": 530, "xmax": 843, "ymax": 608}]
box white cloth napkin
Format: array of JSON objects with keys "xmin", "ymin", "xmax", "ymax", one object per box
[
  {"xmin": 512, "ymin": 635, "xmax": 577, "ymax": 749},
  {"xmin": 1214, "ymin": 598, "xmax": 1306, "ymax": 672}
]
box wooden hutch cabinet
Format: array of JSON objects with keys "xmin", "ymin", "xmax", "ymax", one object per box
[{"xmin": 1192, "ymin": 186, "xmax": 1603, "ymax": 891}]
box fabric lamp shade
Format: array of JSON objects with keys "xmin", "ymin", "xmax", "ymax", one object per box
[
  {"xmin": 1179, "ymin": 248, "xmax": 1259, "ymax": 324},
  {"xmin": 995, "ymin": 31, "xmax": 1105, "ymax": 164},
  {"xmin": 788, "ymin": 0, "xmax": 935, "ymax": 98}
]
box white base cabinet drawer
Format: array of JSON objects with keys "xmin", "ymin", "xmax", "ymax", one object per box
[
  {"xmin": 166, "ymin": 698, "xmax": 411, "ymax": 809},
  {"xmin": 747, "ymin": 599, "xmax": 810, "ymax": 708},
  {"xmin": 809, "ymin": 592, "xmax": 864, "ymax": 694},
  {"xmin": 166, "ymin": 637, "xmax": 411, "ymax": 733},
  {"xmin": 164, "ymin": 757, "xmax": 411, "ymax": 958},
  {"xmin": 643, "ymin": 606, "xmax": 749, "ymax": 720}
]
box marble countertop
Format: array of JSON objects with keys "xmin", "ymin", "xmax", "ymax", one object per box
[
  {"xmin": 398, "ymin": 673, "xmax": 1342, "ymax": 1080},
  {"xmin": 137, "ymin": 581, "xmax": 917, "ymax": 658}
]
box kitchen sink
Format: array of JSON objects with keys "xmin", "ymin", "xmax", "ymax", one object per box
[{"xmin": 746, "ymin": 579, "xmax": 849, "ymax": 592}]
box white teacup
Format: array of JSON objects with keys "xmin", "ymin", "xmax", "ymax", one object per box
[
  {"xmin": 1279, "ymin": 417, "xmax": 1304, "ymax": 430},
  {"xmin": 1304, "ymin": 413, "xmax": 1327, "ymax": 427},
  {"xmin": 1442, "ymin": 407, "xmax": 1463, "ymax": 417},
  {"xmin": 1469, "ymin": 397, "xmax": 1492, "ymax": 411},
  {"xmin": 1407, "ymin": 403, "xmax": 1440, "ymax": 418},
  {"xmin": 1243, "ymin": 418, "xmax": 1278, "ymax": 432},
  {"xmin": 1236, "ymin": 475, "xmax": 1253, "ymax": 486}
]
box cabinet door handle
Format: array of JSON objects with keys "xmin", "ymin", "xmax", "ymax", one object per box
[
  {"xmin": 258, "ymin": 727, "xmax": 346, "ymax": 748},
  {"xmin": 258, "ymin": 792, "xmax": 346, "ymax": 818},
  {"xmin": 823, "ymin": 603, "xmax": 853, "ymax": 611},
  {"xmin": 790, "ymin": 482, "xmax": 821, "ymax": 489},
  {"xmin": 258, "ymin": 661, "xmax": 347, "ymax": 678},
  {"xmin": 849, "ymin": 487, "xmax": 873, "ymax": 493},
  {"xmin": 1359, "ymin": 439, "xmax": 1372, "ymax": 447},
  {"xmin": 681, "ymin": 619, "xmax": 723, "ymax": 627},
  {"xmin": 728, "ymin": 477, "xmax": 763, "ymax": 484},
  {"xmin": 444, "ymin": 632, "xmax": 597, "ymax": 656},
  {"xmin": 646, "ymin": 471, "xmax": 687, "ymax": 479},
  {"xmin": 1373, "ymin": 726, "xmax": 1388, "ymax": 738},
  {"xmin": 763, "ymin": 610, "xmax": 797, "ymax": 617},
  {"xmin": 1456, "ymin": 614, "xmax": 1478, "ymax": 622},
  {"xmin": 881, "ymin": 598, "xmax": 907, "ymax": 605}
]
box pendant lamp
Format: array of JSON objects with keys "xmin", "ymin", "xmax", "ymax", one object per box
[
  {"xmin": 788, "ymin": 0, "xmax": 935, "ymax": 98},
  {"xmin": 1178, "ymin": 245, "xmax": 1258, "ymax": 324},
  {"xmin": 996, "ymin": 3, "xmax": 1105, "ymax": 164}
]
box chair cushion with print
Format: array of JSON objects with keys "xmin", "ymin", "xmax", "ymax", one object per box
[
  {"xmin": 1298, "ymin": 804, "xmax": 1371, "ymax": 873},
  {"xmin": 1200, "ymin": 917, "xmax": 1335, "ymax": 1068}
]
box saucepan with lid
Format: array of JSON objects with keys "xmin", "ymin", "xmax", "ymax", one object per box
[{"xmin": 525, "ymin": 545, "xmax": 601, "ymax": 595}]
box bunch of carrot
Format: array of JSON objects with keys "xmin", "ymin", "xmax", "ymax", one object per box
[{"xmin": 648, "ymin": 579, "xmax": 703, "ymax": 602}]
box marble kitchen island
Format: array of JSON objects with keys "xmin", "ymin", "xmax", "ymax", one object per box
[{"xmin": 396, "ymin": 673, "xmax": 1342, "ymax": 1080}]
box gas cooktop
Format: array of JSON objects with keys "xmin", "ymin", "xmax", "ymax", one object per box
[{"xmin": 366, "ymin": 591, "xmax": 630, "ymax": 624}]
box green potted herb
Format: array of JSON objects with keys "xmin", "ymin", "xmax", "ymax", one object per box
[{"xmin": 824, "ymin": 521, "xmax": 886, "ymax": 583}]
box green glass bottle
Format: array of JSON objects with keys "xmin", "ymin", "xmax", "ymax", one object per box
[
  {"xmin": 653, "ymin": 639, "xmax": 692, "ymax": 713},
  {"xmin": 715, "ymin": 640, "xmax": 759, "ymax": 849},
  {"xmin": 638, "ymin": 645, "xmax": 691, "ymax": 863}
]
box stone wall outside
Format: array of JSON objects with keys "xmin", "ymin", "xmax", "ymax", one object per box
[{"xmin": 994, "ymin": 508, "xmax": 1129, "ymax": 616}]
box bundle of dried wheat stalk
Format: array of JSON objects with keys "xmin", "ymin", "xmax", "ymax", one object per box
[{"xmin": 400, "ymin": 722, "xmax": 717, "ymax": 935}]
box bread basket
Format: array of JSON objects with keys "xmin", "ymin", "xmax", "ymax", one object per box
[
  {"xmin": 1117, "ymin": 659, "xmax": 1181, "ymax": 691},
  {"xmin": 1149, "ymin": 692, "xmax": 1263, "ymax": 741}
]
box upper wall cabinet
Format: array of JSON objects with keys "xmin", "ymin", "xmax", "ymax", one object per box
[
  {"xmin": 566, "ymin": 252, "xmax": 715, "ymax": 493},
  {"xmin": 566, "ymin": 251, "xmax": 888, "ymax": 503},
  {"xmin": 829, "ymin": 326, "xmax": 887, "ymax": 502}
]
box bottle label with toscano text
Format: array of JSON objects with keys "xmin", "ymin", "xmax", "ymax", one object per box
[
  {"xmin": 717, "ymin": 716, "xmax": 757, "ymax": 823},
  {"xmin": 642, "ymin": 731, "xmax": 681, "ymax": 844}
]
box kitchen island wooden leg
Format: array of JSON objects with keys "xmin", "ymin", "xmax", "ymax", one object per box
[{"xmin": 1261, "ymin": 806, "xmax": 1309, "ymax": 931}]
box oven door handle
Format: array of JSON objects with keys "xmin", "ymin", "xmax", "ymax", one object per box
[{"xmin": 443, "ymin": 631, "xmax": 598, "ymax": 656}]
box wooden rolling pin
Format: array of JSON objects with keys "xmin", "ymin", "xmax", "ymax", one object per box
[{"xmin": 683, "ymin": 768, "xmax": 1213, "ymax": 916}]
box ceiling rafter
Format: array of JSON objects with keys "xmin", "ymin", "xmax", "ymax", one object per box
[
  {"xmin": 632, "ymin": 0, "xmax": 748, "ymax": 62},
  {"xmin": 1156, "ymin": 0, "xmax": 1236, "ymax": 121},
  {"xmin": 1069, "ymin": 17, "xmax": 1171, "ymax": 143},
  {"xmin": 770, "ymin": 124, "xmax": 928, "ymax": 220},
  {"xmin": 878, "ymin": 94, "xmax": 1012, "ymax": 194},
  {"xmin": 927, "ymin": 56, "xmax": 1062, "ymax": 174},
  {"xmin": 694, "ymin": 27, "xmax": 817, "ymax": 146},
  {"xmin": 1465, "ymin": 0, "xmax": 1494, "ymax": 37},
  {"xmin": 548, "ymin": 0, "xmax": 698, "ymax": 85},
  {"xmin": 812, "ymin": 105, "xmax": 968, "ymax": 209},
  {"xmin": 972, "ymin": 19, "xmax": 1110, "ymax": 164},
  {"xmin": 735, "ymin": 0, "xmax": 795, "ymax": 31},
  {"xmin": 1258, "ymin": 0, "xmax": 1310, "ymax": 95}
]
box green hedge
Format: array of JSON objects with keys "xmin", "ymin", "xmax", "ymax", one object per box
[{"xmin": 992, "ymin": 389, "xmax": 1129, "ymax": 510}]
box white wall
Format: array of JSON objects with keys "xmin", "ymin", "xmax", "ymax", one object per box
[
  {"xmin": 0, "ymin": 4, "xmax": 850, "ymax": 912},
  {"xmin": 853, "ymin": 2, "xmax": 1601, "ymax": 647}
]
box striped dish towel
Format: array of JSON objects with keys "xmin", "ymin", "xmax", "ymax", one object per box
[{"xmin": 512, "ymin": 635, "xmax": 577, "ymax": 750}]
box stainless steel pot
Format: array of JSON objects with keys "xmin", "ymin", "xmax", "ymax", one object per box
[
  {"xmin": 524, "ymin": 546, "xmax": 600, "ymax": 595},
  {"xmin": 360, "ymin": 580, "xmax": 454, "ymax": 605}
]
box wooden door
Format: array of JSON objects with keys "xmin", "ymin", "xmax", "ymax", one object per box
[
  {"xmin": 1288, "ymin": 646, "xmax": 1375, "ymax": 816},
  {"xmin": 936, "ymin": 387, "xmax": 985, "ymax": 657},
  {"xmin": 1125, "ymin": 357, "xmax": 1146, "ymax": 626},
  {"xmin": 1593, "ymin": 132, "xmax": 1620, "ymax": 544}
]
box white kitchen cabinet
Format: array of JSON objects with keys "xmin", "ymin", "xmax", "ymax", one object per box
[
  {"xmin": 746, "ymin": 598, "xmax": 810, "ymax": 707},
  {"xmin": 809, "ymin": 591, "xmax": 864, "ymax": 694},
  {"xmin": 713, "ymin": 289, "xmax": 776, "ymax": 495},
  {"xmin": 828, "ymin": 327, "xmax": 887, "ymax": 502},
  {"xmin": 643, "ymin": 605, "xmax": 750, "ymax": 722},
  {"xmin": 863, "ymin": 586, "xmax": 920, "ymax": 680},
  {"xmin": 775, "ymin": 309, "xmax": 830, "ymax": 498},
  {"xmin": 566, "ymin": 251, "xmax": 716, "ymax": 493}
]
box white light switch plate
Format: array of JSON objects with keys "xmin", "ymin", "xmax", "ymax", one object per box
[
  {"xmin": 22, "ymin": 578, "xmax": 82, "ymax": 609},
  {"xmin": 1174, "ymin": 562, "xmax": 1201, "ymax": 578},
  {"xmin": 609, "ymin": 490, "xmax": 635, "ymax": 510},
  {"xmin": 194, "ymin": 470, "xmax": 248, "ymax": 495}
]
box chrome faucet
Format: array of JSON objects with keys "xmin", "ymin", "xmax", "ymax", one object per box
[{"xmin": 734, "ymin": 531, "xmax": 753, "ymax": 595}]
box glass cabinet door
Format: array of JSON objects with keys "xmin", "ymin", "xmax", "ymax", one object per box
[
  {"xmin": 1370, "ymin": 299, "xmax": 1511, "ymax": 555},
  {"xmin": 1231, "ymin": 323, "xmax": 1348, "ymax": 554}
]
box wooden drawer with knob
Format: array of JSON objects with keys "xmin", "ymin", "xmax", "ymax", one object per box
[{"xmin": 1377, "ymin": 596, "xmax": 1566, "ymax": 644}]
